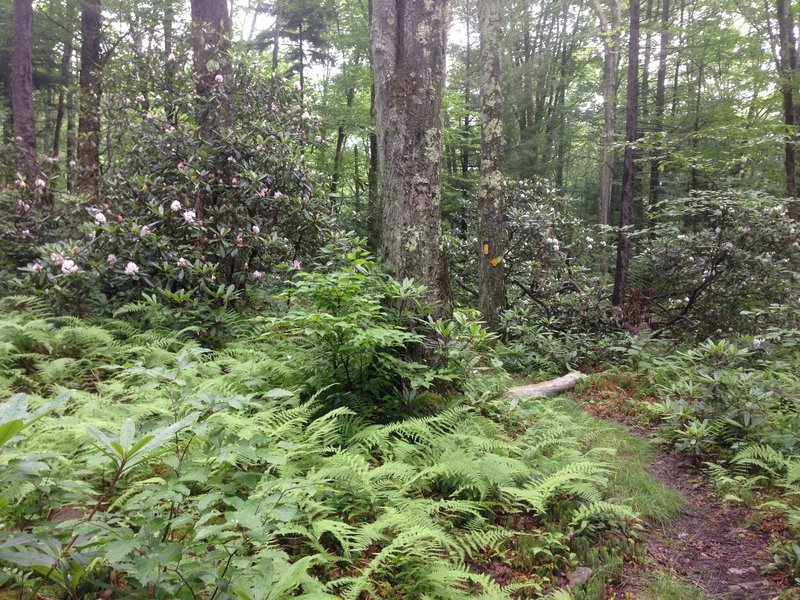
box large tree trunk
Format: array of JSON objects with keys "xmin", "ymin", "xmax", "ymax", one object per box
[
  {"xmin": 164, "ymin": 1, "xmax": 178, "ymax": 125},
  {"xmin": 372, "ymin": 0, "xmax": 453, "ymax": 317},
  {"xmin": 649, "ymin": 0, "xmax": 670, "ymax": 205},
  {"xmin": 10, "ymin": 0, "xmax": 37, "ymax": 182},
  {"xmin": 190, "ymin": 0, "xmax": 232, "ymax": 220},
  {"xmin": 477, "ymin": 0, "xmax": 506, "ymax": 327},
  {"xmin": 367, "ymin": 0, "xmax": 381, "ymax": 251},
  {"xmin": 777, "ymin": 0, "xmax": 798, "ymax": 205},
  {"xmin": 52, "ymin": 36, "xmax": 73, "ymax": 160},
  {"xmin": 66, "ymin": 90, "xmax": 76, "ymax": 191},
  {"xmin": 612, "ymin": 0, "xmax": 640, "ymax": 309},
  {"xmin": 591, "ymin": 0, "xmax": 621, "ymax": 229},
  {"xmin": 78, "ymin": 0, "xmax": 102, "ymax": 200}
]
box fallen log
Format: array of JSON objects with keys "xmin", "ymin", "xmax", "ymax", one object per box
[{"xmin": 506, "ymin": 372, "xmax": 586, "ymax": 401}]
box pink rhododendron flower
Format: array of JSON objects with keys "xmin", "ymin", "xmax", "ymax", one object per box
[
  {"xmin": 61, "ymin": 259, "xmax": 78, "ymax": 275},
  {"xmin": 215, "ymin": 74, "xmax": 224, "ymax": 83},
  {"xmin": 301, "ymin": 111, "xmax": 310, "ymax": 119},
  {"xmin": 107, "ymin": 254, "xmax": 118, "ymax": 264},
  {"xmin": 95, "ymin": 212, "xmax": 107, "ymax": 224},
  {"xmin": 253, "ymin": 270, "xmax": 263, "ymax": 278},
  {"xmin": 170, "ymin": 200, "xmax": 182, "ymax": 211},
  {"xmin": 124, "ymin": 262, "xmax": 139, "ymax": 275},
  {"xmin": 51, "ymin": 252, "xmax": 64, "ymax": 266},
  {"xmin": 293, "ymin": 81, "xmax": 302, "ymax": 91},
  {"xmin": 167, "ymin": 52, "xmax": 176, "ymax": 61},
  {"xmin": 274, "ymin": 191, "xmax": 283, "ymax": 199},
  {"xmin": 183, "ymin": 210, "xmax": 196, "ymax": 224},
  {"xmin": 117, "ymin": 215, "xmax": 124, "ymax": 222},
  {"xmin": 231, "ymin": 177, "xmax": 238, "ymax": 184},
  {"xmin": 69, "ymin": 160, "xmax": 77, "ymax": 168},
  {"xmin": 140, "ymin": 226, "xmax": 150, "ymax": 236},
  {"xmin": 258, "ymin": 188, "xmax": 269, "ymax": 197},
  {"xmin": 178, "ymin": 161, "xmax": 185, "ymax": 169},
  {"xmin": 252, "ymin": 225, "xmax": 260, "ymax": 234},
  {"xmin": 292, "ymin": 259, "xmax": 301, "ymax": 271},
  {"xmin": 34, "ymin": 178, "xmax": 45, "ymax": 188},
  {"xmin": 236, "ymin": 235, "xmax": 244, "ymax": 245},
  {"xmin": 136, "ymin": 94, "xmax": 145, "ymax": 102},
  {"xmin": 32, "ymin": 262, "xmax": 42, "ymax": 271},
  {"xmin": 177, "ymin": 257, "xmax": 189, "ymax": 268}
]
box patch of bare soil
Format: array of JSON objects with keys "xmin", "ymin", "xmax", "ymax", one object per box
[{"xmin": 617, "ymin": 449, "xmax": 787, "ymax": 599}]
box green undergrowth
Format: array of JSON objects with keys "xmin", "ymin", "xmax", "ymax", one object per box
[
  {"xmin": 586, "ymin": 323, "xmax": 800, "ymax": 585},
  {"xmin": 640, "ymin": 571, "xmax": 709, "ymax": 600},
  {"xmin": 535, "ymin": 397, "xmax": 685, "ymax": 526},
  {"xmin": 0, "ymin": 295, "xmax": 644, "ymax": 599}
]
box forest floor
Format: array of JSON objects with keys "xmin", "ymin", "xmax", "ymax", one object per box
[{"xmin": 507, "ymin": 380, "xmax": 793, "ymax": 600}]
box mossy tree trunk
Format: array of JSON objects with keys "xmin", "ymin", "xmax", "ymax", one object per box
[
  {"xmin": 78, "ymin": 0, "xmax": 102, "ymax": 201},
  {"xmin": 612, "ymin": 0, "xmax": 640, "ymax": 310},
  {"xmin": 371, "ymin": 0, "xmax": 453, "ymax": 317},
  {"xmin": 190, "ymin": 0, "xmax": 232, "ymax": 220},
  {"xmin": 10, "ymin": 0, "xmax": 36, "ymax": 183},
  {"xmin": 477, "ymin": 0, "xmax": 506, "ymax": 328}
]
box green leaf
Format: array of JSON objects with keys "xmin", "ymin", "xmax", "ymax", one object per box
[
  {"xmin": 0, "ymin": 420, "xmax": 25, "ymax": 447},
  {"xmin": 120, "ymin": 419, "xmax": 135, "ymax": 451}
]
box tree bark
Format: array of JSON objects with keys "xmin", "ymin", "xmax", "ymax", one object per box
[
  {"xmin": 190, "ymin": 0, "xmax": 232, "ymax": 219},
  {"xmin": 612, "ymin": 0, "xmax": 640, "ymax": 309},
  {"xmin": 78, "ymin": 0, "xmax": 102, "ymax": 200},
  {"xmin": 777, "ymin": 0, "xmax": 798, "ymax": 204},
  {"xmin": 478, "ymin": 0, "xmax": 506, "ymax": 328},
  {"xmin": 372, "ymin": 0, "xmax": 453, "ymax": 317},
  {"xmin": 10, "ymin": 0, "xmax": 37, "ymax": 181},
  {"xmin": 649, "ymin": 0, "xmax": 670, "ymax": 205},
  {"xmin": 53, "ymin": 33, "xmax": 73, "ymax": 160},
  {"xmin": 591, "ymin": 0, "xmax": 622, "ymax": 229},
  {"xmin": 367, "ymin": 0, "xmax": 381, "ymax": 251}
]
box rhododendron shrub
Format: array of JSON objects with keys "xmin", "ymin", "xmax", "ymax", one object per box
[
  {"xmin": 11, "ymin": 53, "xmax": 330, "ymax": 330},
  {"xmin": 631, "ymin": 190, "xmax": 800, "ymax": 336}
]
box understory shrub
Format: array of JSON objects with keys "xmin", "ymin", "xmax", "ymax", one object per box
[{"xmin": 3, "ymin": 49, "xmax": 329, "ymax": 341}]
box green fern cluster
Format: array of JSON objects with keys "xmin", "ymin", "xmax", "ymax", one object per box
[{"xmin": 0, "ymin": 303, "xmax": 635, "ymax": 599}]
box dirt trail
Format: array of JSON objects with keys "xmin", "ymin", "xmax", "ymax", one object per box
[
  {"xmin": 617, "ymin": 449, "xmax": 782, "ymax": 599},
  {"xmin": 506, "ymin": 381, "xmax": 787, "ymax": 599}
]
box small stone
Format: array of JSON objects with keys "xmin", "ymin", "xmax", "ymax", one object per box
[{"xmin": 568, "ymin": 566, "xmax": 593, "ymax": 586}]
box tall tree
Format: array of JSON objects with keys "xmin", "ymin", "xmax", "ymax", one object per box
[
  {"xmin": 477, "ymin": 0, "xmax": 505, "ymax": 326},
  {"xmin": 372, "ymin": 0, "xmax": 453, "ymax": 316},
  {"xmin": 649, "ymin": 0, "xmax": 670, "ymax": 204},
  {"xmin": 77, "ymin": 0, "xmax": 102, "ymax": 199},
  {"xmin": 10, "ymin": 0, "xmax": 37, "ymax": 181},
  {"xmin": 776, "ymin": 0, "xmax": 797, "ymax": 208},
  {"xmin": 612, "ymin": 0, "xmax": 640, "ymax": 309},
  {"xmin": 52, "ymin": 30, "xmax": 73, "ymax": 160},
  {"xmin": 590, "ymin": 0, "xmax": 622, "ymax": 228},
  {"xmin": 190, "ymin": 0, "xmax": 232, "ymax": 219},
  {"xmin": 191, "ymin": 0, "xmax": 232, "ymax": 129}
]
